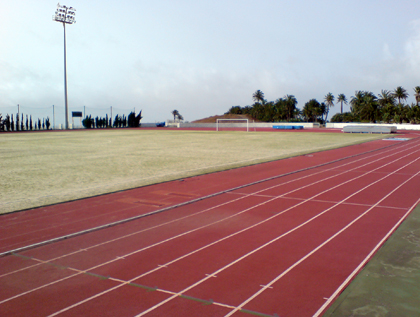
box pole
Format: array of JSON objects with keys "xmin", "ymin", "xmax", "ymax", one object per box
[
  {"xmin": 83, "ymin": 105, "xmax": 85, "ymax": 118},
  {"xmin": 111, "ymin": 106, "xmax": 112, "ymax": 126},
  {"xmin": 63, "ymin": 22, "xmax": 69, "ymax": 130},
  {"xmin": 53, "ymin": 105, "xmax": 55, "ymax": 129}
]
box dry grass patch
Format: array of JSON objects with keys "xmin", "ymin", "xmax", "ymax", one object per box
[{"xmin": 0, "ymin": 129, "xmax": 385, "ymax": 213}]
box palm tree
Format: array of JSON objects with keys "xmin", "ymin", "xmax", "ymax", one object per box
[
  {"xmin": 284, "ymin": 95, "xmax": 297, "ymax": 121},
  {"xmin": 392, "ymin": 86, "xmax": 409, "ymax": 104},
  {"xmin": 303, "ymin": 99, "xmax": 322, "ymax": 122},
  {"xmin": 360, "ymin": 92, "xmax": 378, "ymax": 122},
  {"xmin": 336, "ymin": 94, "xmax": 347, "ymax": 114},
  {"xmin": 350, "ymin": 91, "xmax": 379, "ymax": 122},
  {"xmin": 171, "ymin": 110, "xmax": 179, "ymax": 121},
  {"xmin": 414, "ymin": 86, "xmax": 420, "ymax": 106},
  {"xmin": 377, "ymin": 90, "xmax": 395, "ymax": 108},
  {"xmin": 350, "ymin": 91, "xmax": 364, "ymax": 113},
  {"xmin": 252, "ymin": 90, "xmax": 265, "ymax": 104},
  {"xmin": 323, "ymin": 92, "xmax": 334, "ymax": 122}
]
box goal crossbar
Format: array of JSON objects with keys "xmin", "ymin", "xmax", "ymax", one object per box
[{"xmin": 216, "ymin": 119, "xmax": 249, "ymax": 132}]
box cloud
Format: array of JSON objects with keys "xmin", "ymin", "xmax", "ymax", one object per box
[
  {"xmin": 382, "ymin": 43, "xmax": 393, "ymax": 61},
  {"xmin": 404, "ymin": 19, "xmax": 420, "ymax": 70}
]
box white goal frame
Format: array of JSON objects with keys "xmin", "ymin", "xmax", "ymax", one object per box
[{"xmin": 216, "ymin": 119, "xmax": 249, "ymax": 132}]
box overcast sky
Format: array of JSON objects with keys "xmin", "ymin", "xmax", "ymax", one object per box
[{"xmin": 1, "ymin": 0, "xmax": 420, "ymax": 124}]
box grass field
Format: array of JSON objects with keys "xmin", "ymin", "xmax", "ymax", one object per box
[{"xmin": 0, "ymin": 129, "xmax": 386, "ymax": 214}]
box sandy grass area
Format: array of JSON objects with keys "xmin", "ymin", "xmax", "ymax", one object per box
[{"xmin": 0, "ymin": 129, "xmax": 385, "ymax": 214}]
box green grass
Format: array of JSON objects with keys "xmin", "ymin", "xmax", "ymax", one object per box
[{"xmin": 0, "ymin": 129, "xmax": 386, "ymax": 214}]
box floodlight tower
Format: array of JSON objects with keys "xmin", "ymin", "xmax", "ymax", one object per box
[{"xmin": 53, "ymin": 3, "xmax": 76, "ymax": 130}]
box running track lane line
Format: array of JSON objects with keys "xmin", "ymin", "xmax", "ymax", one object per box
[
  {"xmin": 1, "ymin": 137, "xmax": 417, "ymax": 258},
  {"xmin": 45, "ymin": 151, "xmax": 420, "ymax": 317},
  {"xmin": 1, "ymin": 140, "xmax": 414, "ymax": 280},
  {"xmin": 2, "ymin": 144, "xmax": 419, "ymax": 310},
  {"xmin": 132, "ymin": 155, "xmax": 420, "ymax": 317},
  {"xmin": 312, "ymin": 196, "xmax": 420, "ymax": 317},
  {"xmin": 3, "ymin": 146, "xmax": 405, "ymax": 308},
  {"xmin": 2, "ymin": 144, "xmax": 419, "ymax": 311},
  {"xmin": 102, "ymin": 151, "xmax": 420, "ymax": 316},
  {"xmin": 223, "ymin": 170, "xmax": 420, "ymax": 316}
]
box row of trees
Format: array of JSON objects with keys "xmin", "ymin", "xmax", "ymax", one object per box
[
  {"xmin": 82, "ymin": 111, "xmax": 143, "ymax": 129},
  {"xmin": 331, "ymin": 87, "xmax": 420, "ymax": 123},
  {"xmin": 227, "ymin": 90, "xmax": 300, "ymax": 122},
  {"xmin": 0, "ymin": 110, "xmax": 143, "ymax": 131},
  {"xmin": 226, "ymin": 87, "xmax": 420, "ymax": 124},
  {"xmin": 0, "ymin": 113, "xmax": 51, "ymax": 132}
]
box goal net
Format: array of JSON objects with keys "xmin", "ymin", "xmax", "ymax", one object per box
[{"xmin": 216, "ymin": 119, "xmax": 249, "ymax": 132}]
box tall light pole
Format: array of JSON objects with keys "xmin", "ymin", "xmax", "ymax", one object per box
[{"xmin": 53, "ymin": 3, "xmax": 76, "ymax": 130}]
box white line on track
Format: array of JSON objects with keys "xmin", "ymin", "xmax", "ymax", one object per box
[
  {"xmin": 223, "ymin": 169, "xmax": 420, "ymax": 316},
  {"xmin": 1, "ymin": 141, "xmax": 419, "ymax": 313},
  {"xmin": 312, "ymin": 196, "xmax": 420, "ymax": 317},
  {"xmin": 247, "ymin": 195, "xmax": 410, "ymax": 210},
  {"xmin": 2, "ymin": 140, "xmax": 415, "ymax": 279},
  {"xmin": 133, "ymin": 154, "xmax": 420, "ymax": 317},
  {"xmin": 1, "ymin": 140, "xmax": 419, "ymax": 314}
]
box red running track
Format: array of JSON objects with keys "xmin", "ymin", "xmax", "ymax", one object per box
[{"xmin": 1, "ymin": 133, "xmax": 420, "ymax": 317}]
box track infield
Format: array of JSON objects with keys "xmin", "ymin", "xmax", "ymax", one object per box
[
  {"xmin": 1, "ymin": 130, "xmax": 420, "ymax": 316},
  {"xmin": 0, "ymin": 128, "xmax": 391, "ymax": 214}
]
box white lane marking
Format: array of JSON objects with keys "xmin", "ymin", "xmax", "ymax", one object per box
[
  {"xmin": 312, "ymin": 196, "xmax": 420, "ymax": 317},
  {"xmin": 133, "ymin": 153, "xmax": 420, "ymax": 316},
  {"xmin": 2, "ymin": 141, "xmax": 418, "ymax": 313},
  {"xmin": 44, "ymin": 147, "xmax": 420, "ymax": 316},
  {"xmin": 224, "ymin": 169, "xmax": 420, "ymax": 317},
  {"xmin": 5, "ymin": 143, "xmax": 419, "ymax": 313}
]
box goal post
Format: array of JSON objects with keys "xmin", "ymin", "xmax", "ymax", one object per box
[{"xmin": 216, "ymin": 119, "xmax": 249, "ymax": 132}]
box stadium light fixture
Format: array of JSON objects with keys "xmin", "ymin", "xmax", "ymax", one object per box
[{"xmin": 53, "ymin": 3, "xmax": 76, "ymax": 130}]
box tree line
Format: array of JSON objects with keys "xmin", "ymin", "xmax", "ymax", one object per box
[
  {"xmin": 82, "ymin": 111, "xmax": 143, "ymax": 129},
  {"xmin": 0, "ymin": 111, "xmax": 142, "ymax": 132},
  {"xmin": 0, "ymin": 113, "xmax": 51, "ymax": 132},
  {"xmin": 226, "ymin": 86, "xmax": 420, "ymax": 124}
]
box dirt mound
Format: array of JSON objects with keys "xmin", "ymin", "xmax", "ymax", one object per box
[{"xmin": 192, "ymin": 114, "xmax": 257, "ymax": 123}]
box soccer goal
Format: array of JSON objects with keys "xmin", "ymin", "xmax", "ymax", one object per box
[{"xmin": 216, "ymin": 119, "xmax": 249, "ymax": 132}]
